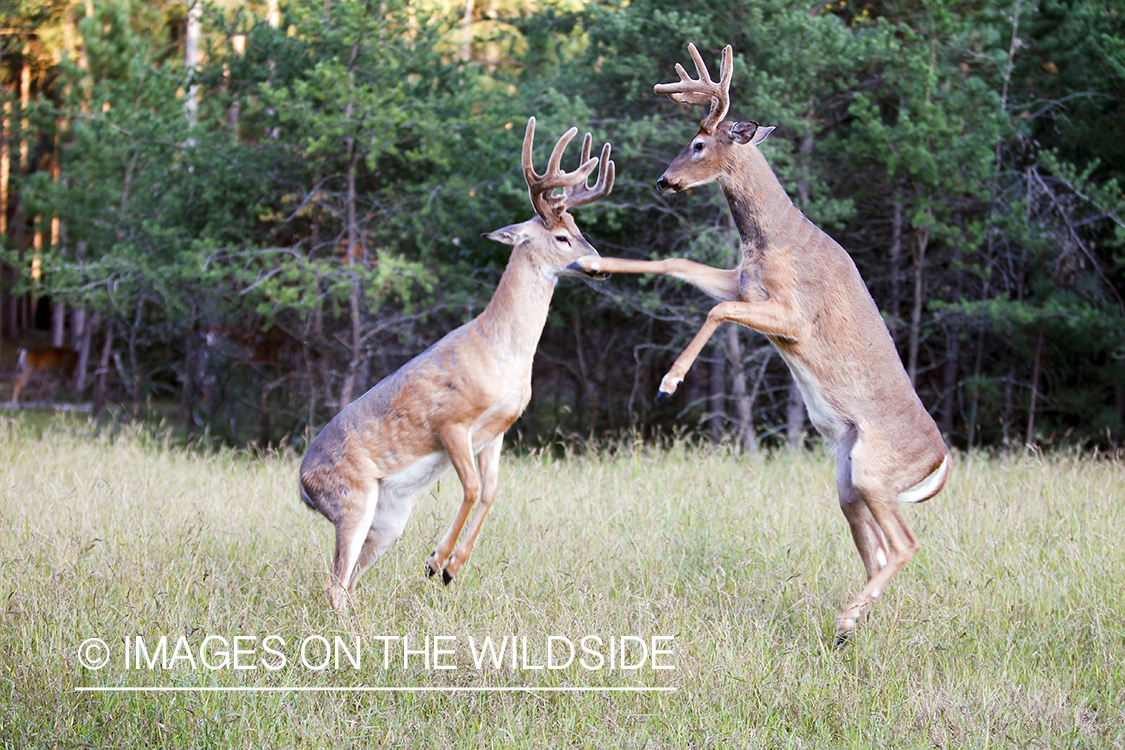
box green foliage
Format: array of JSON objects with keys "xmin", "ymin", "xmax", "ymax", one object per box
[{"xmin": 3, "ymin": 0, "xmax": 1124, "ymax": 448}]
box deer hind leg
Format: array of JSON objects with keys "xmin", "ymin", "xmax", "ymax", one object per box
[
  {"xmin": 835, "ymin": 440, "xmax": 889, "ymax": 581},
  {"xmin": 328, "ymin": 484, "xmax": 380, "ymax": 614},
  {"xmin": 346, "ymin": 484, "xmax": 415, "ymax": 596},
  {"xmin": 426, "ymin": 425, "xmax": 480, "ymax": 583},
  {"xmin": 835, "ymin": 435, "xmax": 922, "ymax": 642},
  {"xmin": 659, "ymin": 299, "xmax": 800, "ymax": 400},
  {"xmin": 443, "ymin": 435, "xmax": 503, "ymax": 582}
]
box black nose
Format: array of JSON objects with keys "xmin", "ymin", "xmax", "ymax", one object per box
[{"xmin": 656, "ymin": 175, "xmax": 669, "ymax": 191}]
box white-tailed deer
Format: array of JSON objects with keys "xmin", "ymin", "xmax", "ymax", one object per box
[
  {"xmin": 573, "ymin": 44, "xmax": 949, "ymax": 642},
  {"xmin": 300, "ymin": 118, "xmax": 614, "ymax": 613},
  {"xmin": 10, "ymin": 346, "xmax": 78, "ymax": 404}
]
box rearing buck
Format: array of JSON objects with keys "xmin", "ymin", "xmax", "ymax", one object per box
[
  {"xmin": 300, "ymin": 118, "xmax": 614, "ymax": 613},
  {"xmin": 573, "ymin": 44, "xmax": 949, "ymax": 641}
]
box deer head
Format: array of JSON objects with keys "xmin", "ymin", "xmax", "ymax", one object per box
[
  {"xmin": 484, "ymin": 117, "xmax": 614, "ymax": 278},
  {"xmin": 654, "ymin": 43, "xmax": 775, "ymax": 193}
]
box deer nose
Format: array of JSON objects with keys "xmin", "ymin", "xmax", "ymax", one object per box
[{"xmin": 656, "ymin": 175, "xmax": 670, "ymax": 191}]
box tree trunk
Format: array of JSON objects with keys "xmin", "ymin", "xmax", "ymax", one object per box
[
  {"xmin": 181, "ymin": 320, "xmax": 197, "ymax": 439},
  {"xmin": 184, "ymin": 0, "xmax": 202, "ymax": 127},
  {"xmin": 75, "ymin": 304, "xmax": 95, "ymax": 395},
  {"xmin": 1026, "ymin": 330, "xmax": 1044, "ymax": 446},
  {"xmin": 571, "ymin": 307, "xmax": 597, "ymax": 440},
  {"xmin": 966, "ymin": 327, "xmax": 985, "ymax": 448},
  {"xmin": 69, "ymin": 305, "xmax": 85, "ymax": 358},
  {"xmin": 336, "ymin": 127, "xmax": 363, "ymax": 411},
  {"xmin": 335, "ymin": 47, "xmax": 364, "ymax": 412},
  {"xmin": 51, "ymin": 299, "xmax": 66, "ymax": 347},
  {"xmin": 259, "ymin": 388, "xmax": 272, "ymax": 449},
  {"xmin": 458, "ymin": 0, "xmax": 474, "ymax": 63},
  {"xmin": 908, "ymin": 225, "xmax": 930, "ymax": 386},
  {"xmin": 93, "ymin": 318, "xmax": 113, "ymax": 418},
  {"xmin": 1, "ymin": 98, "xmax": 8, "ymax": 240},
  {"xmin": 786, "ymin": 379, "xmax": 805, "ymax": 449},
  {"xmin": 337, "ymin": 279, "xmax": 362, "ymax": 410},
  {"xmin": 1, "ymin": 97, "xmax": 8, "ymax": 341},
  {"xmin": 1002, "ymin": 362, "xmax": 1015, "ymax": 445},
  {"xmin": 940, "ymin": 323, "xmax": 960, "ymax": 439},
  {"xmin": 708, "ymin": 341, "xmax": 725, "ymax": 444},
  {"xmin": 228, "ymin": 34, "xmax": 246, "ymax": 135},
  {"xmin": 726, "ymin": 325, "xmax": 760, "ymax": 453},
  {"xmin": 128, "ymin": 302, "xmax": 144, "ymax": 417},
  {"xmin": 889, "ymin": 196, "xmax": 904, "ymax": 327}
]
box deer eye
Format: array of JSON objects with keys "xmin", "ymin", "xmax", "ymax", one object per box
[
  {"xmin": 555, "ymin": 235, "xmax": 570, "ymax": 244},
  {"xmin": 693, "ymin": 141, "xmax": 704, "ymax": 153}
]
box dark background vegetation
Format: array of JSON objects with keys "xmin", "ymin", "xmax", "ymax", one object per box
[{"xmin": 1, "ymin": 0, "xmax": 1122, "ymax": 451}]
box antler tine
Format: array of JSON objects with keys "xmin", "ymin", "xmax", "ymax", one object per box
[
  {"xmin": 544, "ymin": 127, "xmax": 579, "ymax": 186},
  {"xmin": 562, "ymin": 140, "xmax": 615, "ymax": 209},
  {"xmin": 522, "ymin": 117, "xmax": 562, "ymax": 226},
  {"xmin": 653, "ymin": 43, "xmax": 734, "ymax": 134},
  {"xmin": 579, "ymin": 132, "xmax": 593, "ymax": 168},
  {"xmin": 522, "ymin": 117, "xmax": 612, "ymax": 226},
  {"xmin": 521, "ymin": 116, "xmax": 537, "ymax": 185}
]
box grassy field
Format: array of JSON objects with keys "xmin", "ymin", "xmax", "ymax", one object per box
[{"xmin": 1, "ymin": 417, "xmax": 1123, "ymax": 748}]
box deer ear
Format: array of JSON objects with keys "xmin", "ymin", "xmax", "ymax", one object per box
[
  {"xmin": 483, "ymin": 224, "xmax": 526, "ymax": 246},
  {"xmin": 751, "ymin": 125, "xmax": 775, "ymax": 145},
  {"xmin": 727, "ymin": 121, "xmax": 759, "ymax": 144}
]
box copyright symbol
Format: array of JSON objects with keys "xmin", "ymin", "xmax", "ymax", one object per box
[{"xmin": 77, "ymin": 638, "xmax": 110, "ymax": 670}]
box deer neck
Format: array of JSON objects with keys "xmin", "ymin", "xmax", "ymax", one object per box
[
  {"xmin": 476, "ymin": 247, "xmax": 557, "ymax": 356},
  {"xmin": 719, "ymin": 151, "xmax": 796, "ymax": 255}
]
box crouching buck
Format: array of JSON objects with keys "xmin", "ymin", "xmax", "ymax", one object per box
[
  {"xmin": 573, "ymin": 44, "xmax": 949, "ymax": 642},
  {"xmin": 300, "ymin": 118, "xmax": 614, "ymax": 613}
]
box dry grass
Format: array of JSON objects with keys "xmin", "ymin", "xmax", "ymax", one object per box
[{"xmin": 1, "ymin": 417, "xmax": 1123, "ymax": 748}]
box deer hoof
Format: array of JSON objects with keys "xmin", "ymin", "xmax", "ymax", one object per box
[
  {"xmin": 441, "ymin": 569, "xmax": 454, "ymax": 586},
  {"xmin": 657, "ymin": 373, "xmax": 682, "ymax": 399},
  {"xmin": 567, "ymin": 260, "xmax": 607, "ymax": 281},
  {"xmin": 834, "ymin": 614, "xmax": 858, "ymax": 647},
  {"xmin": 655, "ymin": 390, "xmax": 671, "ymax": 404}
]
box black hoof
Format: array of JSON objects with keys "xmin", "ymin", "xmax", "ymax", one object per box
[
  {"xmin": 567, "ymin": 262, "xmax": 607, "ymax": 281},
  {"xmin": 654, "ymin": 390, "xmax": 671, "ymax": 404},
  {"xmin": 441, "ymin": 569, "xmax": 454, "ymax": 586},
  {"xmin": 425, "ymin": 557, "xmax": 437, "ymax": 578},
  {"xmin": 833, "ymin": 631, "xmax": 853, "ymax": 649}
]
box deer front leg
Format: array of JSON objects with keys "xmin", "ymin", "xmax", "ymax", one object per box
[
  {"xmin": 571, "ymin": 256, "xmax": 742, "ymax": 301},
  {"xmin": 442, "ymin": 435, "xmax": 503, "ymax": 583},
  {"xmin": 10, "ymin": 371, "xmax": 31, "ymax": 404},
  {"xmin": 658, "ymin": 299, "xmax": 801, "ymax": 400},
  {"xmin": 426, "ymin": 425, "xmax": 480, "ymax": 582}
]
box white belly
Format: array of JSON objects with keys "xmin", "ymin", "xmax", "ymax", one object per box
[
  {"xmin": 381, "ymin": 451, "xmax": 452, "ymax": 498},
  {"xmin": 780, "ymin": 354, "xmax": 848, "ymax": 445}
]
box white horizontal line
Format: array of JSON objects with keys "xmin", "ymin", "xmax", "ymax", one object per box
[{"xmin": 75, "ymin": 685, "xmax": 676, "ymax": 693}]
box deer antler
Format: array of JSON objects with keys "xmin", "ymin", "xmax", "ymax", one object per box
[
  {"xmin": 522, "ymin": 117, "xmax": 614, "ymax": 228},
  {"xmin": 562, "ymin": 132, "xmax": 615, "ymax": 210},
  {"xmin": 654, "ymin": 43, "xmax": 733, "ymax": 134}
]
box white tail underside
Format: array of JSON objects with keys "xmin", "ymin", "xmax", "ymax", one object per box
[{"xmin": 898, "ymin": 454, "xmax": 949, "ymax": 504}]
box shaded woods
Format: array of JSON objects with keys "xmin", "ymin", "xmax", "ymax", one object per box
[{"xmin": 1, "ymin": 0, "xmax": 1122, "ymax": 450}]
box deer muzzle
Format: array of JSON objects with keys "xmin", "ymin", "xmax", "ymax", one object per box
[{"xmin": 657, "ymin": 174, "xmax": 681, "ymax": 193}]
